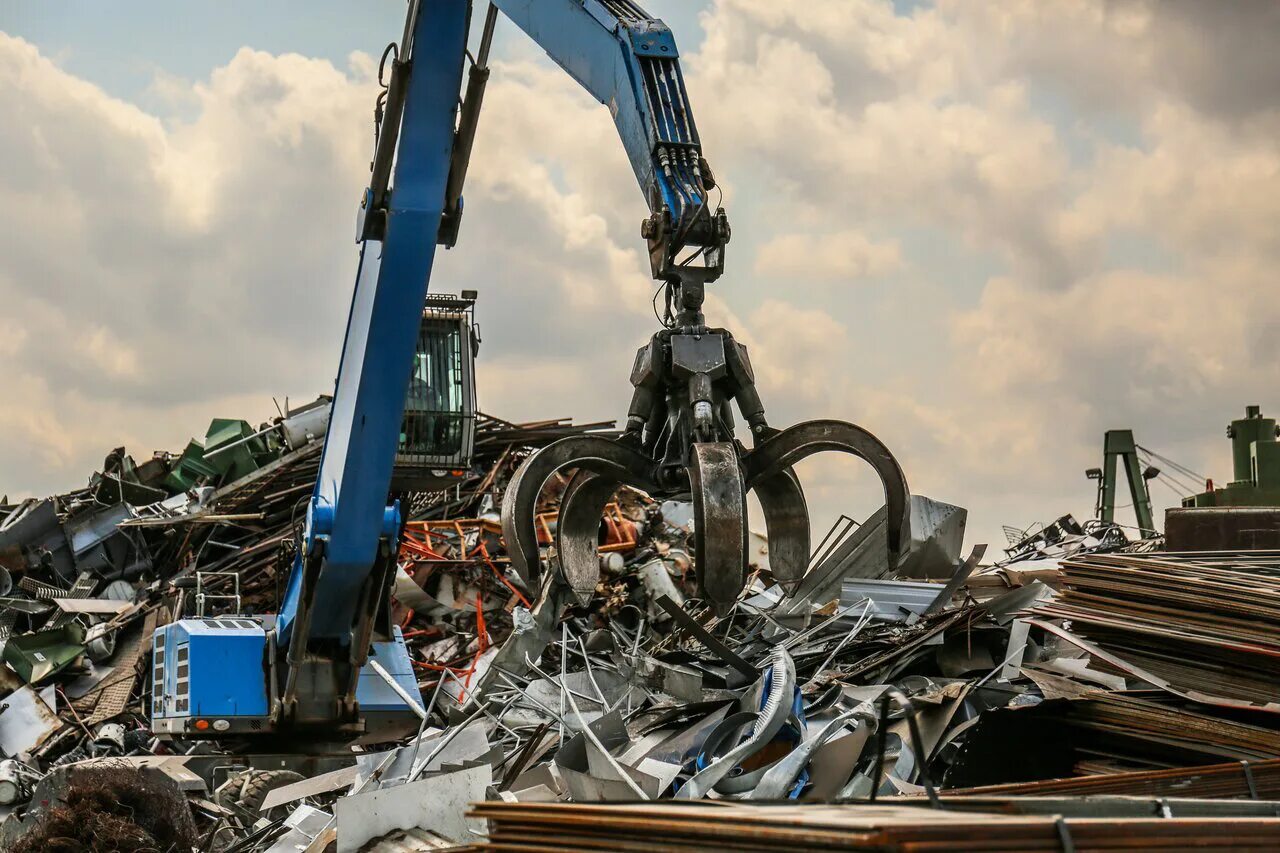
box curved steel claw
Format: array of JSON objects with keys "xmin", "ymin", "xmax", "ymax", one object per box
[
  {"xmin": 556, "ymin": 471, "xmax": 621, "ymax": 604},
  {"xmin": 500, "ymin": 436, "xmax": 657, "ymax": 588},
  {"xmin": 744, "ymin": 419, "xmax": 912, "ymax": 570},
  {"xmin": 690, "ymin": 442, "xmax": 748, "ymax": 615},
  {"xmin": 752, "ymin": 466, "xmax": 809, "ymax": 595},
  {"xmin": 502, "ymin": 419, "xmax": 910, "ymax": 614}
]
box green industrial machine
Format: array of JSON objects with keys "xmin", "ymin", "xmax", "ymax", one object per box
[
  {"xmin": 1085, "ymin": 429, "xmax": 1159, "ymax": 536},
  {"xmin": 1165, "ymin": 405, "xmax": 1280, "ymax": 550},
  {"xmin": 1183, "ymin": 405, "xmax": 1280, "ymax": 507}
]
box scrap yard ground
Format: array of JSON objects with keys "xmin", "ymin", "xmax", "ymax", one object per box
[
  {"xmin": 4, "ymin": 0, "xmax": 1280, "ymax": 851},
  {"xmin": 3, "ymin": 404, "xmax": 1280, "ymax": 850}
]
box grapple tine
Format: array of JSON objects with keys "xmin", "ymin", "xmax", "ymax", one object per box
[
  {"xmin": 500, "ymin": 436, "xmax": 656, "ymax": 587},
  {"xmin": 751, "ymin": 467, "xmax": 809, "ymax": 595},
  {"xmin": 689, "ymin": 442, "xmax": 749, "ymax": 614},
  {"xmin": 744, "ymin": 419, "xmax": 911, "ymax": 568},
  {"xmin": 556, "ymin": 471, "xmax": 621, "ymax": 604}
]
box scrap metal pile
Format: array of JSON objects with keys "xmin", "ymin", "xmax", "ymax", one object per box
[{"xmin": 3, "ymin": 404, "xmax": 1280, "ymax": 850}]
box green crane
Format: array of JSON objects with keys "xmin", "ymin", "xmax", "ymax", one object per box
[{"xmin": 1086, "ymin": 429, "xmax": 1159, "ymax": 536}]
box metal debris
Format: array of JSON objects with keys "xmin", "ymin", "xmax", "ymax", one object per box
[
  {"xmin": 6, "ymin": 400, "xmax": 1280, "ymax": 850},
  {"xmin": 470, "ymin": 799, "xmax": 1280, "ymax": 850}
]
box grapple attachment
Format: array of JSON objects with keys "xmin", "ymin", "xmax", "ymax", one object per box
[{"xmin": 500, "ymin": 322, "xmax": 911, "ymax": 613}]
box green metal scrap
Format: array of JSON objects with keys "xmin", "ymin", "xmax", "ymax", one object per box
[
  {"xmin": 163, "ymin": 439, "xmax": 221, "ymax": 492},
  {"xmin": 162, "ymin": 417, "xmax": 287, "ymax": 492},
  {"xmin": 3, "ymin": 622, "xmax": 87, "ymax": 683},
  {"xmin": 203, "ymin": 419, "xmax": 271, "ymax": 482}
]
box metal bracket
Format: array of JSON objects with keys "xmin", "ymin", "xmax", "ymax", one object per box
[
  {"xmin": 194, "ymin": 571, "xmax": 242, "ymax": 617},
  {"xmin": 867, "ymin": 689, "xmax": 940, "ymax": 808}
]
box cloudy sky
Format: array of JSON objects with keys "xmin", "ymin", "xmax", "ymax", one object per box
[{"xmin": 2, "ymin": 0, "xmax": 1278, "ymax": 553}]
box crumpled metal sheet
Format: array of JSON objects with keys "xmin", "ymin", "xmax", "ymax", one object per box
[
  {"xmin": 334, "ymin": 763, "xmax": 491, "ymax": 851},
  {"xmin": 0, "ymin": 685, "xmax": 60, "ymax": 756}
]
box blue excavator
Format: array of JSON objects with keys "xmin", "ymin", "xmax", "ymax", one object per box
[{"xmin": 151, "ymin": 0, "xmax": 911, "ymax": 740}]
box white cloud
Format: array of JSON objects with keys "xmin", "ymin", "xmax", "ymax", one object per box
[
  {"xmin": 0, "ymin": 31, "xmax": 653, "ymax": 497},
  {"xmin": 4, "ymin": 1, "xmax": 1280, "ymax": 554},
  {"xmin": 689, "ymin": 0, "xmax": 1280, "ymax": 544},
  {"xmin": 755, "ymin": 230, "xmax": 901, "ymax": 281},
  {"xmin": 692, "ymin": 1, "xmax": 1080, "ymax": 289}
]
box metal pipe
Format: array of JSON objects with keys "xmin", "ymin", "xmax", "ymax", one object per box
[
  {"xmin": 626, "ymin": 617, "xmax": 645, "ymax": 716},
  {"xmin": 369, "ymin": 658, "xmax": 426, "ymax": 719},
  {"xmin": 409, "ymin": 706, "xmax": 486, "ymax": 782},
  {"xmin": 202, "ymin": 423, "xmax": 279, "ymax": 460},
  {"xmin": 576, "ymin": 637, "xmax": 609, "ymax": 705},
  {"xmin": 523, "ymin": 654, "xmax": 609, "ymax": 707},
  {"xmin": 814, "ymin": 600, "xmax": 874, "ymax": 675},
  {"xmin": 558, "ymin": 623, "xmax": 568, "ymax": 744},
  {"xmin": 783, "ymin": 601, "xmax": 866, "ymax": 650},
  {"xmin": 560, "ymin": 675, "xmax": 649, "ymax": 800},
  {"xmin": 476, "ymin": 2, "xmax": 499, "ymax": 66},
  {"xmin": 495, "ymin": 671, "xmax": 569, "ymax": 726}
]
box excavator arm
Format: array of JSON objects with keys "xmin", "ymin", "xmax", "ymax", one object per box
[
  {"xmin": 481, "ymin": 0, "xmax": 730, "ymax": 287},
  {"xmin": 280, "ymin": 0, "xmax": 736, "ymax": 731},
  {"xmin": 274, "ymin": 0, "xmax": 474, "ymax": 729},
  {"xmin": 152, "ymin": 0, "xmax": 911, "ymax": 740}
]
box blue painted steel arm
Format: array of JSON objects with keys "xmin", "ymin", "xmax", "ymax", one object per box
[
  {"xmin": 277, "ymin": 0, "xmax": 471, "ymax": 647},
  {"xmin": 279, "ymin": 0, "xmax": 722, "ymax": 661},
  {"xmin": 491, "ymin": 0, "xmax": 726, "ymax": 281}
]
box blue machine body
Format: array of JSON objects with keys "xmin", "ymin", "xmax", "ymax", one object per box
[
  {"xmin": 151, "ymin": 618, "xmax": 269, "ymax": 735},
  {"xmin": 152, "ymin": 619, "xmax": 418, "ymax": 736},
  {"xmin": 150, "ymin": 0, "xmax": 713, "ymax": 738}
]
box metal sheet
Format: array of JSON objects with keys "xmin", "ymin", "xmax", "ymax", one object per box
[
  {"xmin": 264, "ymin": 804, "xmax": 334, "ymax": 853},
  {"xmin": 354, "ymin": 725, "xmax": 490, "ymax": 789},
  {"xmin": 50, "ymin": 599, "xmax": 131, "ymax": 615},
  {"xmin": 0, "ymin": 685, "xmax": 60, "ymax": 756},
  {"xmin": 261, "ymin": 765, "xmax": 360, "ymax": 812},
  {"xmin": 334, "ymin": 763, "xmax": 491, "ymax": 851},
  {"xmin": 841, "ymin": 578, "xmax": 946, "ymax": 622}
]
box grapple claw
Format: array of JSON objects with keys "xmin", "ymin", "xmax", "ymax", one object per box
[
  {"xmin": 556, "ymin": 471, "xmax": 621, "ymax": 603},
  {"xmin": 751, "ymin": 466, "xmax": 809, "ymax": 594},
  {"xmin": 690, "ymin": 442, "xmax": 748, "ymax": 615},
  {"xmin": 744, "ymin": 419, "xmax": 911, "ymax": 569},
  {"xmin": 503, "ymin": 310, "xmax": 912, "ymax": 619},
  {"xmin": 500, "ymin": 436, "xmax": 657, "ymax": 587}
]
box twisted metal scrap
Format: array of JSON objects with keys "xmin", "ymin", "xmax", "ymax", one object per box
[{"xmin": 675, "ymin": 646, "xmax": 796, "ymax": 800}]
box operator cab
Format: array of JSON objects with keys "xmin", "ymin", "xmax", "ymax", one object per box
[{"xmin": 391, "ymin": 290, "xmax": 479, "ymax": 491}]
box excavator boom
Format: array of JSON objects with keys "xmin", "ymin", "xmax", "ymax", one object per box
[{"xmin": 151, "ymin": 0, "xmax": 911, "ymax": 740}]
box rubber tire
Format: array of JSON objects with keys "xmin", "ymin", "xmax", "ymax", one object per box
[{"xmin": 237, "ymin": 770, "xmax": 306, "ymax": 815}]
